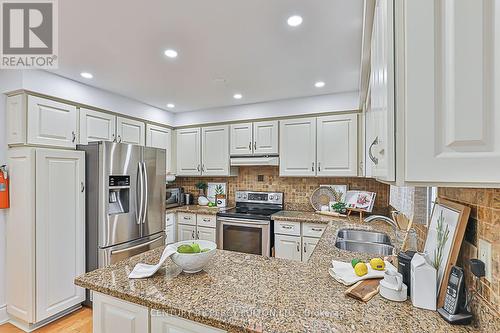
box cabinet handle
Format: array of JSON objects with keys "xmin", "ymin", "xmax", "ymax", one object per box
[
  {"xmin": 311, "ymin": 162, "xmax": 315, "ymax": 172},
  {"xmin": 296, "ymin": 242, "xmax": 300, "ymax": 252},
  {"xmin": 183, "ymin": 216, "xmax": 191, "ymax": 220},
  {"xmin": 196, "ymin": 231, "xmax": 200, "ymax": 239},
  {"xmin": 72, "ymin": 131, "xmax": 76, "ymax": 143},
  {"xmin": 249, "ymin": 142, "xmax": 252, "ymax": 151},
  {"xmin": 197, "ymin": 164, "xmax": 200, "ymax": 172},
  {"xmin": 111, "ymin": 133, "xmax": 116, "ymax": 142},
  {"xmin": 254, "ymin": 141, "xmax": 257, "ymax": 150},
  {"xmin": 191, "ymin": 230, "xmax": 195, "ymax": 239},
  {"xmin": 202, "ymin": 164, "xmax": 205, "ymax": 172},
  {"xmin": 318, "ymin": 162, "xmax": 321, "ymax": 172},
  {"xmin": 117, "ymin": 135, "xmax": 122, "ymax": 143},
  {"xmin": 303, "ymin": 243, "xmax": 307, "ymax": 253},
  {"xmin": 368, "ymin": 136, "xmax": 379, "ymax": 165},
  {"xmin": 311, "ymin": 228, "xmax": 323, "ymax": 232},
  {"xmin": 203, "ymin": 218, "xmax": 211, "ymax": 222},
  {"xmin": 81, "ymin": 181, "xmax": 85, "ymax": 193},
  {"xmin": 282, "ymin": 225, "xmax": 293, "ymax": 229}
]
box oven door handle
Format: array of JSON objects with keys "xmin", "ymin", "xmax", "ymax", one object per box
[{"xmin": 217, "ymin": 217, "xmax": 270, "ymax": 225}]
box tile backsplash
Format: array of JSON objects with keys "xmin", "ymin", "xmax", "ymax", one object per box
[
  {"xmin": 414, "ymin": 188, "xmax": 500, "ymax": 330},
  {"xmin": 171, "ymin": 166, "xmax": 390, "ymax": 213}
]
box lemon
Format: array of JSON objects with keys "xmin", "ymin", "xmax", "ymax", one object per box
[
  {"xmin": 354, "ymin": 262, "xmax": 368, "ymax": 277},
  {"xmin": 370, "ymin": 258, "xmax": 385, "ymax": 271}
]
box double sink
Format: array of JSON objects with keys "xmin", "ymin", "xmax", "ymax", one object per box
[{"xmin": 335, "ymin": 229, "xmax": 394, "ymax": 256}]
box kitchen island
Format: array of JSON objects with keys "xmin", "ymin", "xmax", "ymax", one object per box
[{"xmin": 75, "ymin": 216, "xmax": 479, "ymax": 333}]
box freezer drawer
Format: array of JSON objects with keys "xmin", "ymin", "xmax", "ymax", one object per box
[{"xmin": 99, "ymin": 233, "xmax": 165, "ymax": 267}]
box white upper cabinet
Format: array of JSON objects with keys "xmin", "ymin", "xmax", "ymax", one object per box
[
  {"xmin": 317, "ymin": 114, "xmax": 358, "ymax": 177},
  {"xmin": 176, "ymin": 128, "xmax": 201, "ymax": 176},
  {"xmin": 369, "ymin": 0, "xmax": 396, "ymax": 182},
  {"xmin": 27, "ymin": 95, "xmax": 79, "ymax": 148},
  {"xmin": 253, "ymin": 120, "xmax": 279, "ymax": 155},
  {"xmin": 202, "ymin": 125, "xmax": 229, "ymax": 176},
  {"xmin": 403, "ymin": 0, "xmax": 500, "ymax": 184},
  {"xmin": 230, "ymin": 123, "xmax": 253, "ymax": 156},
  {"xmin": 79, "ymin": 108, "xmax": 116, "ymax": 144},
  {"xmin": 146, "ymin": 124, "xmax": 173, "ymax": 174},
  {"xmin": 116, "ymin": 117, "xmax": 145, "ymax": 146},
  {"xmin": 279, "ymin": 118, "xmax": 316, "ymax": 176}
]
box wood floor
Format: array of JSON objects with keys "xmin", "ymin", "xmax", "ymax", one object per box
[{"xmin": 0, "ymin": 308, "xmax": 92, "ymax": 333}]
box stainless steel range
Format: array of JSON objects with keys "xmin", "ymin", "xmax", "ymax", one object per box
[{"xmin": 217, "ymin": 191, "xmax": 283, "ymax": 257}]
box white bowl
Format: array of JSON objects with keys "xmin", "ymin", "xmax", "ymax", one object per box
[{"xmin": 170, "ymin": 240, "xmax": 217, "ymax": 273}]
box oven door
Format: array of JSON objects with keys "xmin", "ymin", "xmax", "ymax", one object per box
[{"xmin": 217, "ymin": 217, "xmax": 270, "ymax": 257}]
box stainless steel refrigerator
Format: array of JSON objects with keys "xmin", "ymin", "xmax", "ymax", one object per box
[{"xmin": 78, "ymin": 142, "xmax": 166, "ymax": 275}]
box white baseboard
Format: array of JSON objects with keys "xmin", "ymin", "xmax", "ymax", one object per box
[{"xmin": 0, "ymin": 305, "xmax": 8, "ymax": 325}]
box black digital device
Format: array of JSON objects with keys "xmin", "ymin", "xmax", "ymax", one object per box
[{"xmin": 437, "ymin": 266, "xmax": 472, "ymax": 325}]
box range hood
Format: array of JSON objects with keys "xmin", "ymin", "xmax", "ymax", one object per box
[{"xmin": 230, "ymin": 156, "xmax": 279, "ymax": 166}]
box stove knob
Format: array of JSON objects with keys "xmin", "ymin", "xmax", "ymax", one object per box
[
  {"xmin": 236, "ymin": 193, "xmax": 241, "ymax": 199},
  {"xmin": 243, "ymin": 194, "xmax": 248, "ymax": 199},
  {"xmin": 269, "ymin": 195, "xmax": 274, "ymax": 200}
]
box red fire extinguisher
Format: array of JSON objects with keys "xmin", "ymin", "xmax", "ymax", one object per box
[{"xmin": 0, "ymin": 165, "xmax": 9, "ymax": 209}]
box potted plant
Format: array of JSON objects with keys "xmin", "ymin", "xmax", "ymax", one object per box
[{"xmin": 195, "ymin": 181, "xmax": 208, "ymax": 197}]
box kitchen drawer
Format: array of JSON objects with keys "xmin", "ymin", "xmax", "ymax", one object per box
[
  {"xmin": 197, "ymin": 214, "xmax": 216, "ymax": 228},
  {"xmin": 177, "ymin": 212, "xmax": 196, "ymax": 225},
  {"xmin": 274, "ymin": 220, "xmax": 301, "ymax": 236},
  {"xmin": 302, "ymin": 223, "xmax": 326, "ymax": 238}
]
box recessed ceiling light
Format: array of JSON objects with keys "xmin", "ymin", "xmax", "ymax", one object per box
[
  {"xmin": 287, "ymin": 15, "xmax": 303, "ymax": 27},
  {"xmin": 164, "ymin": 49, "xmax": 178, "ymax": 58},
  {"xmin": 166, "ymin": 103, "xmax": 175, "ymax": 109},
  {"xmin": 80, "ymin": 72, "xmax": 93, "ymax": 79},
  {"xmin": 233, "ymin": 93, "xmax": 243, "ymax": 100},
  {"xmin": 314, "ymin": 81, "xmax": 325, "ymax": 88}
]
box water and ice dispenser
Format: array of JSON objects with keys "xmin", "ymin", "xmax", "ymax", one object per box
[{"xmin": 108, "ymin": 175, "xmax": 130, "ymax": 215}]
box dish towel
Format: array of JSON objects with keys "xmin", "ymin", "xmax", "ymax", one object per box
[
  {"xmin": 329, "ymin": 260, "xmax": 397, "ymax": 286},
  {"xmin": 128, "ymin": 244, "xmax": 177, "ymax": 279}
]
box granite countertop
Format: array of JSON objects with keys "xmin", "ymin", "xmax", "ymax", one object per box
[
  {"xmin": 272, "ymin": 210, "xmax": 345, "ymax": 224},
  {"xmin": 75, "ymin": 215, "xmax": 478, "ymax": 333},
  {"xmin": 166, "ymin": 205, "xmax": 223, "ymax": 215}
]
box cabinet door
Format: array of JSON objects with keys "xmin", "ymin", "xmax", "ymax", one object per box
[
  {"xmin": 116, "ymin": 117, "xmax": 145, "ymax": 146},
  {"xmin": 302, "ymin": 237, "xmax": 319, "ymax": 263},
  {"xmin": 317, "ymin": 114, "xmax": 358, "ymax": 176},
  {"xmin": 274, "ymin": 234, "xmax": 301, "ymax": 261},
  {"xmin": 35, "ymin": 149, "xmax": 85, "ymax": 321},
  {"xmin": 201, "ymin": 125, "xmax": 229, "ymax": 176},
  {"xmin": 404, "ymin": 0, "xmax": 500, "ymax": 184},
  {"xmin": 146, "ymin": 124, "xmax": 173, "ymax": 173},
  {"xmin": 176, "ymin": 128, "xmax": 201, "ymax": 176},
  {"xmin": 93, "ymin": 292, "xmax": 149, "ymax": 333},
  {"xmin": 27, "ymin": 96, "xmax": 78, "ymax": 148},
  {"xmin": 230, "ymin": 123, "xmax": 253, "ymax": 156},
  {"xmin": 165, "ymin": 213, "xmax": 176, "ymax": 244},
  {"xmin": 279, "ymin": 118, "xmax": 316, "ymax": 176},
  {"xmin": 196, "ymin": 226, "xmax": 216, "ymax": 242},
  {"xmin": 369, "ymin": 0, "xmax": 395, "ymax": 181},
  {"xmin": 253, "ymin": 120, "xmax": 278, "ymax": 155},
  {"xmin": 151, "ymin": 314, "xmax": 227, "ymax": 333},
  {"xmin": 177, "ymin": 224, "xmax": 196, "ymax": 241},
  {"xmin": 79, "ymin": 108, "xmax": 116, "ymax": 144}
]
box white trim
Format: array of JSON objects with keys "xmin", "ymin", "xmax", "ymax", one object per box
[{"xmin": 0, "ymin": 305, "xmax": 8, "ymax": 325}]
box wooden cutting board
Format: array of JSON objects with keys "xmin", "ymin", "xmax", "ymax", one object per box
[{"xmin": 344, "ymin": 279, "xmax": 381, "ymax": 302}]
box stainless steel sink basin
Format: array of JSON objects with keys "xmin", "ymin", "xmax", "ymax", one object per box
[
  {"xmin": 335, "ymin": 239, "xmax": 394, "ymax": 256},
  {"xmin": 335, "ymin": 229, "xmax": 394, "ymax": 255},
  {"xmin": 336, "ymin": 229, "xmax": 392, "ymax": 245}
]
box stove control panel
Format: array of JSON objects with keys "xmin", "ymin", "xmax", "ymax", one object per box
[{"xmin": 235, "ymin": 191, "xmax": 283, "ymax": 205}]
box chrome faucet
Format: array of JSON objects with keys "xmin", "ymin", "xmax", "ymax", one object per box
[{"xmin": 363, "ymin": 215, "xmax": 399, "ymax": 232}]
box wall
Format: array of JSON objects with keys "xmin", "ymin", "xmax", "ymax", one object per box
[
  {"xmin": 173, "ymin": 91, "xmax": 359, "ymax": 127},
  {"xmin": 0, "ymin": 70, "xmax": 23, "ymax": 324},
  {"xmin": 414, "ymin": 188, "xmax": 500, "ymax": 331},
  {"xmin": 20, "ymin": 70, "xmax": 176, "ymax": 125},
  {"xmin": 172, "ymin": 166, "xmax": 389, "ymax": 213}
]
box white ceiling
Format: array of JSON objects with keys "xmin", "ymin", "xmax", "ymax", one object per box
[{"xmin": 52, "ymin": 0, "xmax": 364, "ymax": 112}]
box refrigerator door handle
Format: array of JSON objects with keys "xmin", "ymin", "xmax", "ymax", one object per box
[
  {"xmin": 110, "ymin": 234, "xmax": 163, "ymax": 255},
  {"xmin": 136, "ymin": 162, "xmax": 144, "ymax": 225},
  {"xmin": 142, "ymin": 161, "xmax": 148, "ymax": 224}
]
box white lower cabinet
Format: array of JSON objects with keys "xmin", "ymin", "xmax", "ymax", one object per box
[
  {"xmin": 177, "ymin": 213, "xmax": 217, "ymax": 243},
  {"xmin": 302, "ymin": 237, "xmax": 320, "ymax": 263},
  {"xmin": 165, "ymin": 213, "xmax": 176, "ymax": 244},
  {"xmin": 274, "ymin": 221, "xmax": 325, "ymax": 262},
  {"xmin": 151, "ymin": 313, "xmax": 226, "ymax": 333},
  {"xmin": 274, "ymin": 234, "xmax": 302, "ymax": 261},
  {"xmin": 93, "ymin": 292, "xmax": 149, "ymax": 333},
  {"xmin": 178, "ymin": 224, "xmax": 196, "ymax": 241},
  {"xmin": 6, "ymin": 148, "xmax": 85, "ymax": 325}
]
